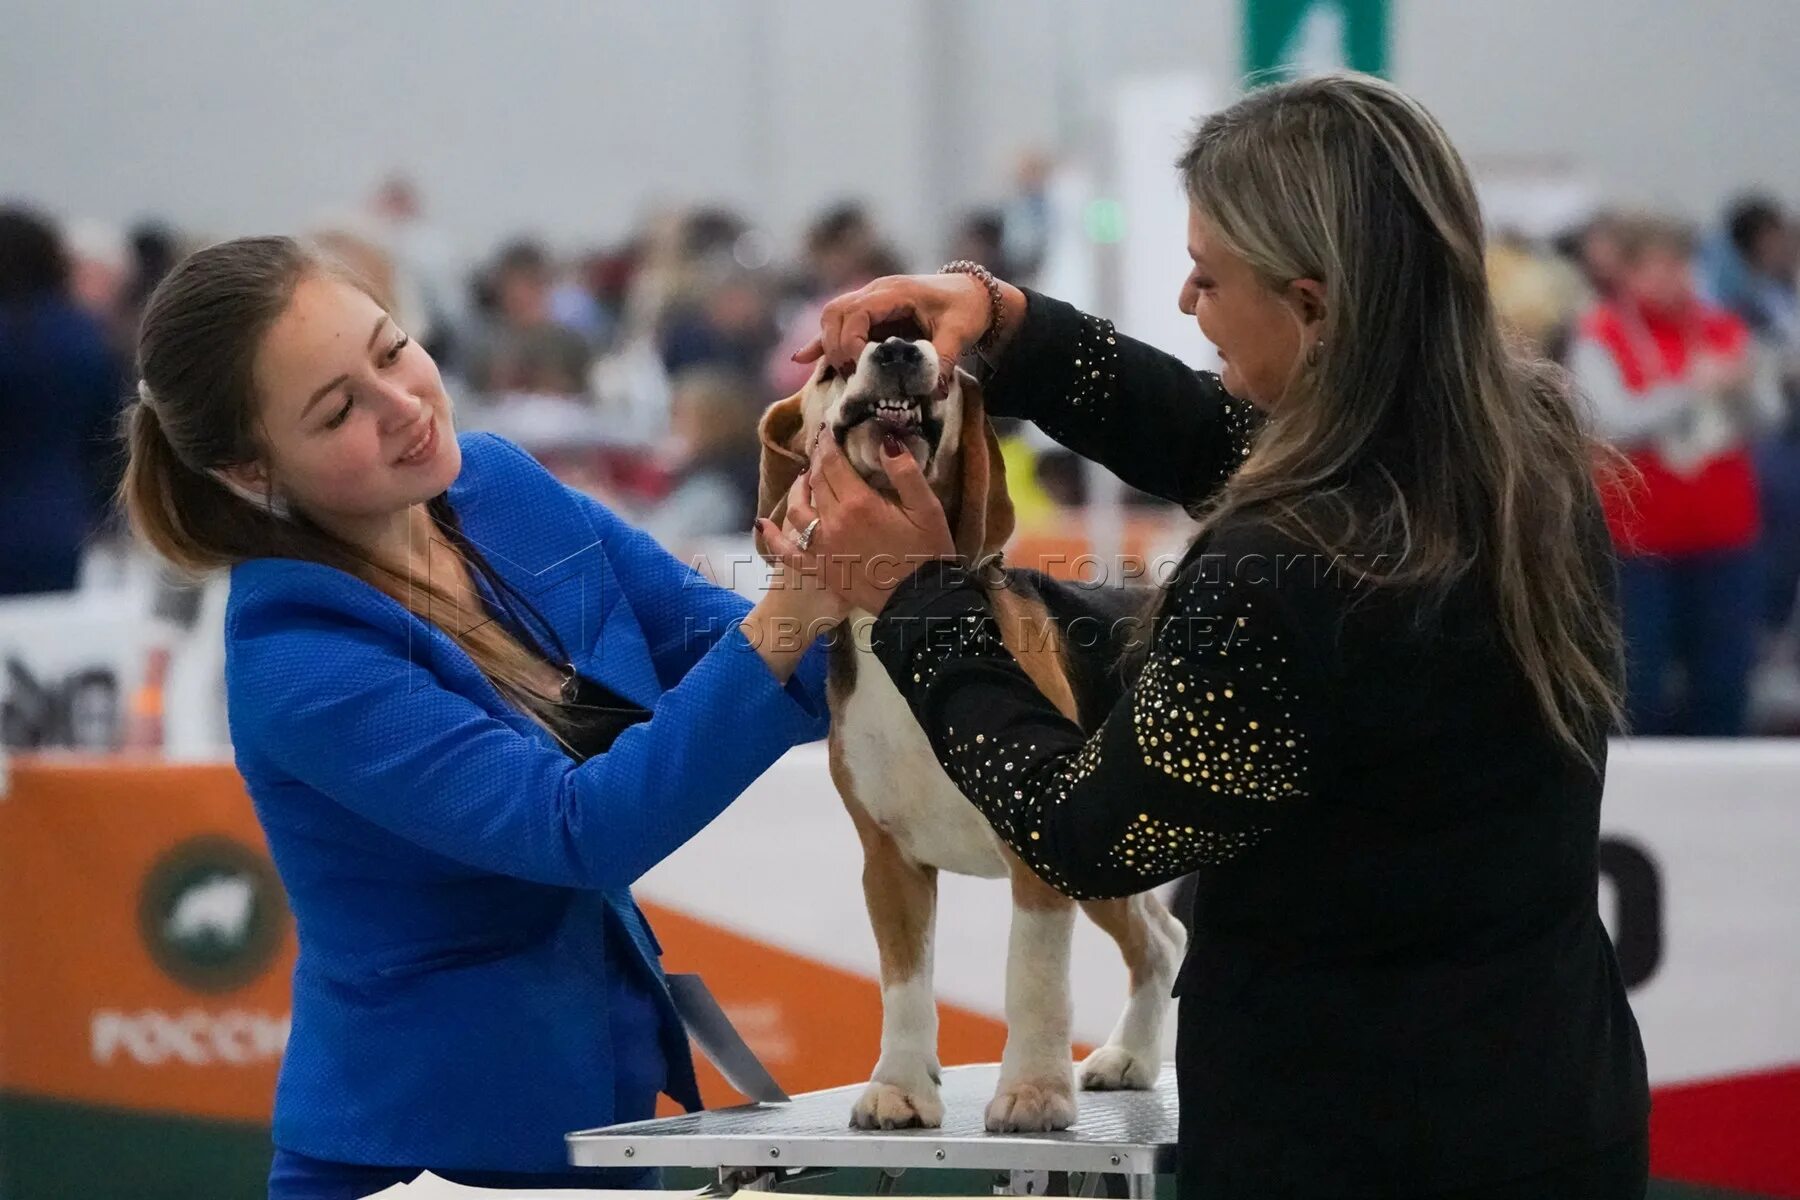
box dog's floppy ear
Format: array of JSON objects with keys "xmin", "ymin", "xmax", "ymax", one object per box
[
  {"xmin": 754, "ymin": 390, "xmax": 810, "ymax": 561},
  {"xmin": 949, "ymin": 370, "xmax": 1016, "ymax": 565}
]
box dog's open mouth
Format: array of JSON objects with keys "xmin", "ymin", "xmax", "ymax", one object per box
[
  {"xmin": 872, "ymin": 393, "xmax": 925, "ymax": 434},
  {"xmin": 842, "ymin": 389, "xmax": 930, "ymax": 438}
]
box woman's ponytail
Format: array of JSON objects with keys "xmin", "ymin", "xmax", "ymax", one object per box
[{"xmin": 119, "ymin": 384, "xmax": 218, "ymax": 575}]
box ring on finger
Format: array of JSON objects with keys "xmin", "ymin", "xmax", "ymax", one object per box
[{"xmin": 795, "ymin": 516, "xmax": 822, "ymax": 553}]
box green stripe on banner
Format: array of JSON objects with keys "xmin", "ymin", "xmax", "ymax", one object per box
[
  {"xmin": 0, "ymin": 1092, "xmax": 272, "ymax": 1200},
  {"xmin": 0, "ymin": 1094, "xmax": 1782, "ymax": 1199},
  {"xmin": 684, "ymin": 1167, "xmax": 1783, "ymax": 1199}
]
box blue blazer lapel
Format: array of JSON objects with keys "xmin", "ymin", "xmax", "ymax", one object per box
[{"xmin": 446, "ymin": 461, "xmax": 662, "ymax": 708}]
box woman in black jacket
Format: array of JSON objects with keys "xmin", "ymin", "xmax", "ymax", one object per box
[{"xmin": 764, "ymin": 74, "xmax": 1649, "ymax": 1200}]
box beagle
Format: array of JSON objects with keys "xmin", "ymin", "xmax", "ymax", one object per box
[{"xmin": 755, "ymin": 327, "xmax": 1185, "ymax": 1133}]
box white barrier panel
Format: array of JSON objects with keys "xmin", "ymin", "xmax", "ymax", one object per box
[
  {"xmin": 0, "ymin": 577, "xmax": 231, "ymax": 760},
  {"xmin": 638, "ymin": 738, "xmax": 1800, "ymax": 1089},
  {"xmin": 0, "ymin": 593, "xmax": 173, "ymax": 753},
  {"xmin": 6, "ymin": 574, "xmax": 1791, "ymax": 1095},
  {"xmin": 1597, "ymin": 740, "xmax": 1800, "ymax": 1084}
]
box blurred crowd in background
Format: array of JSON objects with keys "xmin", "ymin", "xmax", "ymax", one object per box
[{"xmin": 4, "ymin": 164, "xmax": 1800, "ymax": 736}]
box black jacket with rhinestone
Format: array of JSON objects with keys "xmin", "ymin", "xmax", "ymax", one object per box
[{"xmin": 868, "ymin": 288, "xmax": 1648, "ymax": 1198}]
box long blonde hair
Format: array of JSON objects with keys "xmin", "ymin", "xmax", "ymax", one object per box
[
  {"xmin": 121, "ymin": 236, "xmax": 575, "ymax": 738},
  {"xmin": 1176, "ymin": 73, "xmax": 1624, "ymax": 763}
]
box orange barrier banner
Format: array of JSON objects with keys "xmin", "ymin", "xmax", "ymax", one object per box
[
  {"xmin": 0, "ymin": 757, "xmax": 293, "ymax": 1197},
  {"xmin": 0, "ymin": 758, "xmax": 293, "ymax": 1122},
  {"xmin": 0, "ymin": 756, "xmax": 1019, "ymax": 1191}
]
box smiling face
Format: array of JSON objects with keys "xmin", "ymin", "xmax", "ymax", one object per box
[
  {"xmin": 1178, "ymin": 206, "xmax": 1324, "ymax": 410},
  {"xmin": 222, "ymin": 272, "xmax": 461, "ymax": 547},
  {"xmin": 799, "ymin": 333, "xmax": 964, "ymax": 490}
]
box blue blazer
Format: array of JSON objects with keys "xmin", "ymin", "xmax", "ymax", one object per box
[{"xmin": 226, "ymin": 432, "xmax": 828, "ymax": 1172}]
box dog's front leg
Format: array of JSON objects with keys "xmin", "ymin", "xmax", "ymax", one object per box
[
  {"xmin": 986, "ymin": 858, "xmax": 1078, "ymax": 1132},
  {"xmin": 849, "ymin": 814, "xmax": 945, "ymax": 1130}
]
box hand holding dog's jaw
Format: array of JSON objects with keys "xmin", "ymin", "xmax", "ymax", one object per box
[
  {"xmin": 796, "ymin": 272, "xmax": 999, "ymax": 375},
  {"xmin": 808, "ymin": 334, "xmax": 958, "ymax": 485},
  {"xmin": 763, "ymin": 432, "xmax": 956, "ymax": 614}
]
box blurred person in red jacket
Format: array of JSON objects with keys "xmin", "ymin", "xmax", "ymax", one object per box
[{"xmin": 1571, "ymin": 213, "xmax": 1784, "ymax": 734}]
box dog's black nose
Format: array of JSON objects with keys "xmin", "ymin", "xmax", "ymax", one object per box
[{"xmin": 871, "ymin": 337, "xmax": 922, "ymax": 368}]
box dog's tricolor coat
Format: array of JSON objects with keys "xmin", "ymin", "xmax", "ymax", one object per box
[{"xmin": 755, "ymin": 333, "xmax": 1186, "ymax": 1133}]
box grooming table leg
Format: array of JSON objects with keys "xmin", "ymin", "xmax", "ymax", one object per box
[{"xmin": 998, "ymin": 1168, "xmax": 1053, "ymax": 1195}]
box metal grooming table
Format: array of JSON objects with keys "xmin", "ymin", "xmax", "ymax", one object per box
[{"xmin": 567, "ymin": 1063, "xmax": 1177, "ymax": 1196}]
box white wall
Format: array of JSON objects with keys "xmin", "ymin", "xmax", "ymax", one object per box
[
  {"xmin": 1399, "ymin": 0, "xmax": 1800, "ymax": 214},
  {"xmin": 3, "ymin": 0, "xmax": 1796, "ymax": 264}
]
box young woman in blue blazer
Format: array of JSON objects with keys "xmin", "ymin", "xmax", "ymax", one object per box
[{"xmin": 121, "ymin": 237, "xmax": 836, "ymax": 1200}]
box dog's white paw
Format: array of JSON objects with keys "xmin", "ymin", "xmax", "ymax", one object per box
[
  {"xmin": 1078, "ymin": 1044, "xmax": 1161, "ymax": 1091},
  {"xmin": 850, "ymin": 1080, "xmax": 944, "ymax": 1130},
  {"xmin": 984, "ymin": 1077, "xmax": 1077, "ymax": 1132}
]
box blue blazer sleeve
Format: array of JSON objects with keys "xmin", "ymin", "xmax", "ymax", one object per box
[
  {"xmin": 485, "ymin": 436, "xmax": 832, "ymax": 725},
  {"xmin": 228, "ymin": 577, "xmax": 824, "ymax": 891},
  {"xmin": 581, "ymin": 485, "xmax": 833, "ymax": 720}
]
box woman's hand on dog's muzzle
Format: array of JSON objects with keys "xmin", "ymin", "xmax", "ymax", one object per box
[
  {"xmin": 792, "ymin": 272, "xmax": 1025, "ymax": 377},
  {"xmin": 757, "ymin": 426, "xmax": 956, "ymax": 615}
]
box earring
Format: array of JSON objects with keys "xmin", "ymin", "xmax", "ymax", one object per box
[
  {"xmin": 1305, "ymin": 340, "xmax": 1324, "ymax": 367},
  {"xmin": 210, "ymin": 469, "xmax": 294, "ymax": 521}
]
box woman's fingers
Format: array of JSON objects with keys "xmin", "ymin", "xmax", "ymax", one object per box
[
  {"xmin": 791, "ymin": 337, "xmax": 824, "ymax": 364},
  {"xmin": 806, "ymin": 426, "xmax": 843, "ymax": 503},
  {"xmin": 819, "ymin": 285, "xmax": 879, "ymax": 371},
  {"xmin": 820, "ymin": 282, "xmax": 925, "ymax": 370},
  {"xmin": 879, "ymin": 436, "xmax": 940, "ymax": 517},
  {"xmin": 813, "ymin": 425, "xmax": 867, "ymax": 501},
  {"xmin": 754, "ymin": 517, "xmax": 790, "ymax": 555},
  {"xmin": 784, "ymin": 469, "xmax": 818, "ymax": 532},
  {"xmin": 754, "ymin": 519, "xmax": 811, "ymax": 578},
  {"xmin": 812, "ymin": 274, "xmax": 997, "ymax": 373}
]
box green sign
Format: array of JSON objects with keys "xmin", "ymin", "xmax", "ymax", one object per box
[
  {"xmin": 1244, "ymin": 0, "xmax": 1389, "ymax": 80},
  {"xmin": 137, "ymin": 835, "xmax": 289, "ymax": 994}
]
